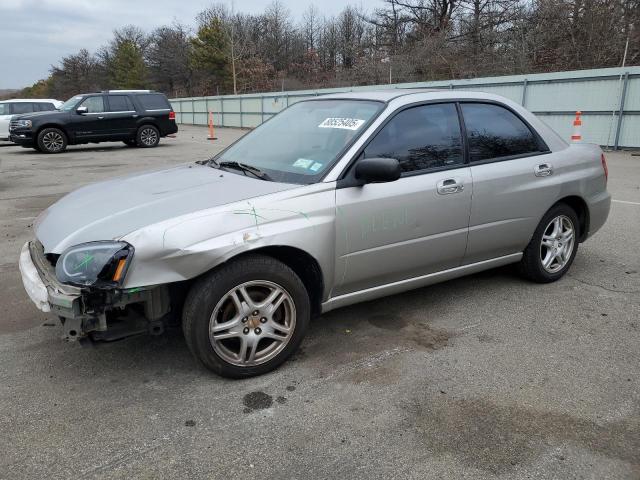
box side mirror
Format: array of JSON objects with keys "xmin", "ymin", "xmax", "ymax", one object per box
[
  {"xmin": 76, "ymin": 106, "xmax": 88, "ymax": 115},
  {"xmin": 355, "ymin": 157, "xmax": 401, "ymax": 184}
]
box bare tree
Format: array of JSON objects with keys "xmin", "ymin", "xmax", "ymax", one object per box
[
  {"xmin": 14, "ymin": 0, "xmax": 640, "ymax": 98},
  {"xmin": 146, "ymin": 23, "xmax": 194, "ymax": 97}
]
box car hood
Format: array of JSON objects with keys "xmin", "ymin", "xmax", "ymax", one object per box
[
  {"xmin": 15, "ymin": 110, "xmax": 67, "ymax": 121},
  {"xmin": 35, "ymin": 163, "xmax": 300, "ymax": 253}
]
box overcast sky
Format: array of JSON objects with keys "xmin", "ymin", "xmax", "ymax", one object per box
[{"xmin": 0, "ymin": 0, "xmax": 381, "ymax": 89}]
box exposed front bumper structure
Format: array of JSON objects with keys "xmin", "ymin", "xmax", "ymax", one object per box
[{"xmin": 19, "ymin": 241, "xmax": 171, "ymax": 341}]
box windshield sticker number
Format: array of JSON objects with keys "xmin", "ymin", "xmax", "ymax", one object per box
[
  {"xmin": 318, "ymin": 117, "xmax": 365, "ymax": 130},
  {"xmin": 310, "ymin": 162, "xmax": 323, "ymax": 172}
]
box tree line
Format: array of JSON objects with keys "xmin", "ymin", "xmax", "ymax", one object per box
[{"xmin": 10, "ymin": 0, "xmax": 639, "ymax": 101}]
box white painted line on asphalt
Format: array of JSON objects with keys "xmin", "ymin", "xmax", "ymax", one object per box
[{"xmin": 612, "ymin": 199, "xmax": 640, "ymax": 206}]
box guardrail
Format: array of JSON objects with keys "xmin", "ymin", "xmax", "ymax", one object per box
[{"xmin": 170, "ymin": 66, "xmax": 640, "ymax": 148}]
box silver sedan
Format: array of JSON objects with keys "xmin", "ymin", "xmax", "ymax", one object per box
[{"xmin": 19, "ymin": 89, "xmax": 611, "ymax": 378}]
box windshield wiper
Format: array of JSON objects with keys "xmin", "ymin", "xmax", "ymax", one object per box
[{"xmin": 217, "ymin": 161, "xmax": 272, "ymax": 181}]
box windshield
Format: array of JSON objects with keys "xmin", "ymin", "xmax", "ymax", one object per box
[
  {"xmin": 0, "ymin": 103, "xmax": 9, "ymax": 115},
  {"xmin": 214, "ymin": 99, "xmax": 383, "ymax": 184},
  {"xmin": 59, "ymin": 96, "xmax": 84, "ymax": 111}
]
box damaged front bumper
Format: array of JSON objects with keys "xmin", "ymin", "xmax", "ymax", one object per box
[{"xmin": 19, "ymin": 241, "xmax": 171, "ymax": 342}]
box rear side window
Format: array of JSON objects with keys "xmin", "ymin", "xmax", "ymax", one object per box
[
  {"xmin": 136, "ymin": 93, "xmax": 170, "ymax": 111},
  {"xmin": 79, "ymin": 96, "xmax": 105, "ymax": 113},
  {"xmin": 108, "ymin": 95, "xmax": 134, "ymax": 112},
  {"xmin": 11, "ymin": 103, "xmax": 35, "ymax": 114},
  {"xmin": 364, "ymin": 103, "xmax": 464, "ymax": 173},
  {"xmin": 35, "ymin": 103, "xmax": 55, "ymax": 111},
  {"xmin": 461, "ymin": 103, "xmax": 540, "ymax": 162}
]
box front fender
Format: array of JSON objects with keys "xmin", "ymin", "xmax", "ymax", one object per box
[{"xmin": 120, "ymin": 183, "xmax": 337, "ymax": 299}]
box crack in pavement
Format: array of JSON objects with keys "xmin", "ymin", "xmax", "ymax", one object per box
[{"xmin": 568, "ymin": 274, "xmax": 640, "ymax": 295}]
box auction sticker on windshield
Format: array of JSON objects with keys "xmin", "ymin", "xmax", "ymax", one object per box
[
  {"xmin": 292, "ymin": 159, "xmax": 325, "ymax": 173},
  {"xmin": 293, "ymin": 158, "xmax": 314, "ymax": 169},
  {"xmin": 318, "ymin": 117, "xmax": 365, "ymax": 130}
]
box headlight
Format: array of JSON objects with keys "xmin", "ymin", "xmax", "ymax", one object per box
[
  {"xmin": 55, "ymin": 241, "xmax": 134, "ymax": 288},
  {"xmin": 13, "ymin": 119, "xmax": 32, "ymax": 129}
]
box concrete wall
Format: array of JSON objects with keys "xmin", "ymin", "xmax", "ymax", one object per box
[{"xmin": 170, "ymin": 66, "xmax": 640, "ymax": 148}]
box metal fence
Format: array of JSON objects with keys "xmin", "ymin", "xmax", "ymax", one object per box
[{"xmin": 169, "ymin": 66, "xmax": 640, "ymax": 148}]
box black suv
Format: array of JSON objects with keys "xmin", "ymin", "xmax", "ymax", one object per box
[{"xmin": 9, "ymin": 90, "xmax": 178, "ymax": 153}]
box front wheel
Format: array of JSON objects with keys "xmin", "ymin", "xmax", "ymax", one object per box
[
  {"xmin": 37, "ymin": 128, "xmax": 67, "ymax": 154},
  {"xmin": 182, "ymin": 254, "xmax": 310, "ymax": 378},
  {"xmin": 136, "ymin": 125, "xmax": 160, "ymax": 148},
  {"xmin": 518, "ymin": 203, "xmax": 579, "ymax": 283}
]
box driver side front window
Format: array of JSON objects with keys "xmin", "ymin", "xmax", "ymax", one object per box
[
  {"xmin": 80, "ymin": 96, "xmax": 105, "ymax": 113},
  {"xmin": 364, "ymin": 103, "xmax": 464, "ymax": 174}
]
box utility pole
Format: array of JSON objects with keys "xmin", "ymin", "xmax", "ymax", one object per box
[
  {"xmin": 605, "ymin": 32, "xmax": 630, "ymax": 150},
  {"xmin": 230, "ymin": 0, "xmax": 237, "ymax": 95}
]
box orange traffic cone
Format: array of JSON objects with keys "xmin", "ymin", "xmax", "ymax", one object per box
[
  {"xmin": 208, "ymin": 111, "xmax": 217, "ymax": 141},
  {"xmin": 571, "ymin": 111, "xmax": 582, "ymax": 143}
]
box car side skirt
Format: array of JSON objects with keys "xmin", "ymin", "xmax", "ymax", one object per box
[{"xmin": 321, "ymin": 252, "xmax": 523, "ymax": 313}]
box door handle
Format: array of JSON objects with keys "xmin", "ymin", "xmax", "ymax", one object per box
[
  {"xmin": 132, "ymin": 114, "xmax": 138, "ymax": 118},
  {"xmin": 97, "ymin": 116, "xmax": 105, "ymax": 120},
  {"xmin": 534, "ymin": 163, "xmax": 553, "ymax": 177},
  {"xmin": 437, "ymin": 178, "xmax": 464, "ymax": 195}
]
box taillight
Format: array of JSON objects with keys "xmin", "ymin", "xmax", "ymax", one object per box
[
  {"xmin": 601, "ymin": 152, "xmax": 608, "ymax": 183},
  {"xmin": 169, "ymin": 111, "xmax": 175, "ymax": 121}
]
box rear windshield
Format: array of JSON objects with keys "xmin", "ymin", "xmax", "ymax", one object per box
[{"xmin": 136, "ymin": 93, "xmax": 171, "ymax": 111}]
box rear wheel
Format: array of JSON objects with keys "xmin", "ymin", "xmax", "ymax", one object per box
[
  {"xmin": 37, "ymin": 128, "xmax": 67, "ymax": 154},
  {"xmin": 518, "ymin": 203, "xmax": 579, "ymax": 283},
  {"xmin": 136, "ymin": 125, "xmax": 160, "ymax": 148},
  {"xmin": 182, "ymin": 254, "xmax": 310, "ymax": 378}
]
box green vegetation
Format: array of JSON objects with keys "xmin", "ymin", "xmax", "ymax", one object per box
[{"xmin": 108, "ymin": 41, "xmax": 148, "ymax": 89}]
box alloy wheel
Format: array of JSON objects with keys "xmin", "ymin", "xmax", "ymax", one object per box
[
  {"xmin": 539, "ymin": 215, "xmax": 575, "ymax": 273},
  {"xmin": 140, "ymin": 128, "xmax": 158, "ymax": 146},
  {"xmin": 209, "ymin": 280, "xmax": 296, "ymax": 367},
  {"xmin": 42, "ymin": 132, "xmax": 64, "ymax": 152}
]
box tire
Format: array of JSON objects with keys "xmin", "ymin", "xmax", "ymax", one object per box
[
  {"xmin": 123, "ymin": 139, "xmax": 137, "ymax": 147},
  {"xmin": 182, "ymin": 254, "xmax": 310, "ymax": 378},
  {"xmin": 518, "ymin": 203, "xmax": 579, "ymax": 283},
  {"xmin": 37, "ymin": 128, "xmax": 67, "ymax": 154},
  {"xmin": 136, "ymin": 125, "xmax": 160, "ymax": 148}
]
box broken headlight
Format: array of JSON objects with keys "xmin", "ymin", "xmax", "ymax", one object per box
[{"xmin": 55, "ymin": 241, "xmax": 134, "ymax": 288}]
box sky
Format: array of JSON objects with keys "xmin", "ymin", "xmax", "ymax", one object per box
[{"xmin": 0, "ymin": 0, "xmax": 381, "ymax": 89}]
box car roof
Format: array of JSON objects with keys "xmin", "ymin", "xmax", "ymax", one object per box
[
  {"xmin": 317, "ymin": 87, "xmax": 569, "ymax": 163},
  {"xmin": 316, "ymin": 88, "xmax": 516, "ymax": 105},
  {"xmin": 0, "ymin": 98, "xmax": 61, "ymax": 103},
  {"xmin": 318, "ymin": 89, "xmax": 448, "ymax": 102},
  {"xmin": 102, "ymin": 90, "xmax": 153, "ymax": 94}
]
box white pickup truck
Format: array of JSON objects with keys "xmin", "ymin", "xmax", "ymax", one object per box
[{"xmin": 0, "ymin": 99, "xmax": 62, "ymax": 140}]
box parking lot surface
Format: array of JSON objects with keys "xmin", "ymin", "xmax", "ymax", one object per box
[{"xmin": 1, "ymin": 126, "xmax": 639, "ymax": 479}]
